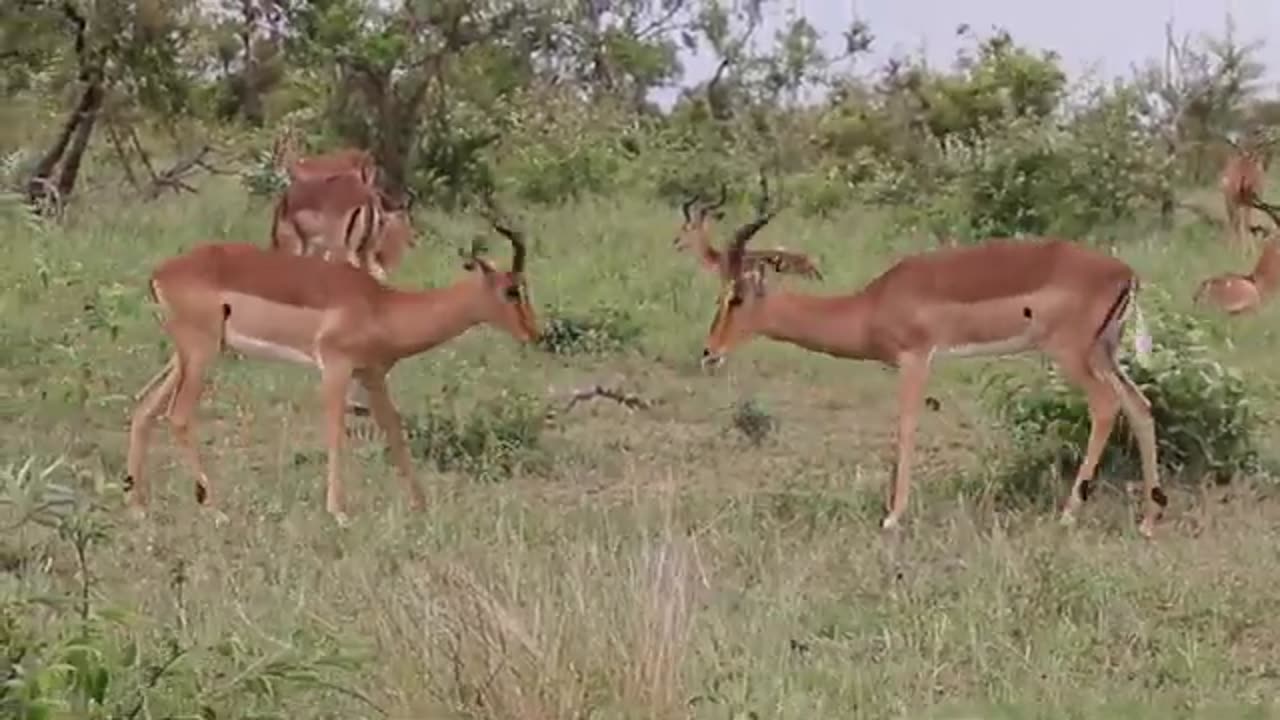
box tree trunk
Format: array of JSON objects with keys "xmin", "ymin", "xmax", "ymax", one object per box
[
  {"xmin": 55, "ymin": 81, "xmax": 104, "ymax": 198},
  {"xmin": 25, "ymin": 78, "xmax": 102, "ymax": 211}
]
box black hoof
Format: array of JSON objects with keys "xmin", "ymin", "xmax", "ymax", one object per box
[
  {"xmin": 1151, "ymin": 487, "xmax": 1168, "ymax": 508},
  {"xmin": 194, "ymin": 481, "xmax": 208, "ymax": 505},
  {"xmin": 122, "ymin": 474, "xmax": 135, "ymax": 492},
  {"xmin": 1079, "ymin": 479, "xmax": 1093, "ymax": 503}
]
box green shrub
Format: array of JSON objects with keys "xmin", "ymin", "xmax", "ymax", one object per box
[
  {"xmin": 239, "ymin": 148, "xmax": 288, "ymax": 198},
  {"xmin": 731, "ymin": 396, "xmax": 778, "ymax": 447},
  {"xmin": 404, "ymin": 389, "xmax": 549, "ymax": 482},
  {"xmin": 863, "ymin": 93, "xmax": 1168, "ymax": 241},
  {"xmin": 536, "ymin": 305, "xmax": 643, "ymax": 357},
  {"xmin": 980, "ymin": 308, "xmax": 1271, "ymax": 508}
]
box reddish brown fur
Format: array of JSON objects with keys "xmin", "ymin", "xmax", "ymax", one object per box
[
  {"xmin": 270, "ymin": 174, "xmax": 405, "ymax": 279},
  {"xmin": 288, "ymin": 148, "xmax": 378, "ymax": 187},
  {"xmin": 1195, "ymin": 196, "xmax": 1280, "ymax": 314},
  {"xmin": 700, "ymin": 204, "xmax": 1164, "ymax": 537},
  {"xmin": 1221, "ymin": 147, "xmax": 1267, "ymax": 248},
  {"xmin": 127, "ymin": 227, "xmax": 537, "ymax": 524},
  {"xmin": 271, "ymin": 128, "xmax": 377, "ymax": 189}
]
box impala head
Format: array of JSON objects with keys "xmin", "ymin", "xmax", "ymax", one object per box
[
  {"xmin": 673, "ymin": 184, "xmax": 728, "ymax": 252},
  {"xmin": 701, "ymin": 173, "xmax": 782, "ymax": 370},
  {"xmin": 463, "ymin": 199, "xmax": 540, "ymax": 343}
]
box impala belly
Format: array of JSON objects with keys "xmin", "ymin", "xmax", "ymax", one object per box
[
  {"xmin": 220, "ymin": 292, "xmax": 324, "ymax": 366},
  {"xmin": 927, "ymin": 294, "xmax": 1048, "ymax": 359}
]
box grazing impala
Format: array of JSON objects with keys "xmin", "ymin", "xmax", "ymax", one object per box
[
  {"xmin": 270, "ymin": 173, "xmax": 415, "ymax": 283},
  {"xmin": 126, "ymin": 211, "xmax": 539, "ymax": 524},
  {"xmin": 1195, "ymin": 196, "xmax": 1280, "ymax": 314},
  {"xmin": 698, "ymin": 183, "xmax": 1166, "ymax": 537},
  {"xmin": 675, "ymin": 181, "xmax": 823, "ymax": 280},
  {"xmin": 1221, "ymin": 140, "xmax": 1270, "ymax": 249}
]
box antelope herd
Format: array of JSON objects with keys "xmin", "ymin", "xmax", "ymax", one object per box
[{"xmin": 122, "ymin": 132, "xmax": 1278, "ymax": 537}]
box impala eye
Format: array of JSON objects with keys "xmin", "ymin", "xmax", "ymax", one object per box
[
  {"xmin": 505, "ymin": 286, "xmax": 522, "ymax": 301},
  {"xmin": 727, "ymin": 295, "xmax": 743, "ymax": 307}
]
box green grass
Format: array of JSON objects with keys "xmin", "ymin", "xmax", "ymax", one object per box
[{"xmin": 3, "ymin": 181, "xmax": 1280, "ymax": 718}]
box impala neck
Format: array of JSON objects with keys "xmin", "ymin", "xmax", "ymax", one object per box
[
  {"xmin": 381, "ymin": 280, "xmax": 489, "ymax": 359},
  {"xmin": 757, "ymin": 290, "xmax": 884, "ymax": 362}
]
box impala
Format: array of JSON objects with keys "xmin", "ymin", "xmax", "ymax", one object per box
[
  {"xmin": 698, "ymin": 187, "xmax": 1166, "ymax": 537},
  {"xmin": 270, "ymin": 173, "xmax": 415, "ymax": 283},
  {"xmin": 272, "ymin": 129, "xmax": 378, "ymax": 188},
  {"xmin": 1194, "ymin": 196, "xmax": 1280, "ymax": 314},
  {"xmin": 1220, "ymin": 140, "xmax": 1270, "ymax": 249},
  {"xmin": 126, "ymin": 211, "xmax": 539, "ymax": 524},
  {"xmin": 675, "ymin": 181, "xmax": 823, "ymax": 280}
]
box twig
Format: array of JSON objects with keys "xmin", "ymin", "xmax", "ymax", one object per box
[
  {"xmin": 547, "ymin": 385, "xmax": 653, "ymax": 420},
  {"xmin": 145, "ymin": 145, "xmax": 213, "ymax": 200}
]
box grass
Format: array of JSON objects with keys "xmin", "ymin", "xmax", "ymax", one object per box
[{"xmin": 3, "ymin": 180, "xmax": 1280, "ymax": 718}]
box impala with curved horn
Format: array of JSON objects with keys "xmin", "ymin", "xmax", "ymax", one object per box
[
  {"xmin": 674, "ymin": 176, "xmax": 823, "ymax": 280},
  {"xmin": 1195, "ymin": 196, "xmax": 1280, "ymax": 314},
  {"xmin": 1220, "ymin": 137, "xmax": 1273, "ymax": 249},
  {"xmin": 126, "ymin": 206, "xmax": 539, "ymax": 525},
  {"xmin": 699, "ymin": 194, "xmax": 1166, "ymax": 537}
]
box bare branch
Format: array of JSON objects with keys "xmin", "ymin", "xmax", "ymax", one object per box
[{"xmin": 546, "ymin": 385, "xmax": 654, "ymax": 421}]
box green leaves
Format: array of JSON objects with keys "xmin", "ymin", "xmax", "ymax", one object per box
[{"xmin": 981, "ymin": 307, "xmax": 1271, "ymax": 507}]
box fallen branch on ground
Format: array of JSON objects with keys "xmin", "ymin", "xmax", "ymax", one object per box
[{"xmin": 547, "ymin": 384, "xmax": 654, "ymax": 420}]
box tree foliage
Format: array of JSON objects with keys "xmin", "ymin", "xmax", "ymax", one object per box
[{"xmin": 0, "ymin": 3, "xmax": 1274, "ymax": 220}]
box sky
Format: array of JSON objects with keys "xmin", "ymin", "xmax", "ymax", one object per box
[{"xmin": 653, "ymin": 0, "xmax": 1279, "ymax": 106}]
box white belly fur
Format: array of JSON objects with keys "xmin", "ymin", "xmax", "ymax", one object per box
[
  {"xmin": 224, "ymin": 329, "xmax": 317, "ymax": 366},
  {"xmin": 220, "ymin": 291, "xmax": 325, "ymax": 367},
  {"xmin": 934, "ymin": 335, "xmax": 1037, "ymax": 359}
]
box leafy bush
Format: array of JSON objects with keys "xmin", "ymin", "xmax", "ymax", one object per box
[
  {"xmin": 404, "ymin": 390, "xmax": 549, "ymax": 482},
  {"xmin": 239, "ymin": 148, "xmax": 288, "ymax": 198},
  {"xmin": 859, "ymin": 86, "xmax": 1168, "ymax": 240},
  {"xmin": 537, "ymin": 305, "xmax": 643, "ymax": 356},
  {"xmin": 731, "ymin": 397, "xmax": 778, "ymax": 447},
  {"xmin": 980, "ymin": 309, "xmax": 1271, "ymax": 508}
]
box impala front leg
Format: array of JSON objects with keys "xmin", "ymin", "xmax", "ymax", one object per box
[
  {"xmin": 319, "ymin": 358, "xmax": 355, "ymax": 525},
  {"xmin": 883, "ymin": 353, "xmax": 931, "ymax": 530},
  {"xmin": 357, "ymin": 369, "xmax": 426, "ymax": 511}
]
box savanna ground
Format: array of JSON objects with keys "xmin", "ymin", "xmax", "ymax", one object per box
[{"xmin": 4, "ymin": 176, "xmax": 1280, "ymax": 719}]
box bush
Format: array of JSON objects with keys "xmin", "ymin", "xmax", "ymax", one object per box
[
  {"xmin": 862, "ymin": 91, "xmax": 1168, "ymax": 241},
  {"xmin": 404, "ymin": 389, "xmax": 549, "ymax": 482},
  {"xmin": 980, "ymin": 308, "xmax": 1271, "ymax": 508},
  {"xmin": 731, "ymin": 396, "xmax": 778, "ymax": 447},
  {"xmin": 239, "ymin": 148, "xmax": 288, "ymax": 198},
  {"xmin": 536, "ymin": 305, "xmax": 643, "ymax": 357}
]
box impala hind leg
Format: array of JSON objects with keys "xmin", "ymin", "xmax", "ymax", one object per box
[
  {"xmin": 882, "ymin": 353, "xmax": 932, "ymax": 530},
  {"xmin": 1101, "ymin": 359, "xmax": 1164, "ymax": 538},
  {"xmin": 125, "ymin": 354, "xmax": 182, "ymax": 512},
  {"xmin": 356, "ymin": 369, "xmax": 426, "ymax": 511},
  {"xmin": 1052, "ymin": 350, "xmax": 1121, "ymax": 524},
  {"xmin": 167, "ymin": 338, "xmax": 225, "ymax": 523}
]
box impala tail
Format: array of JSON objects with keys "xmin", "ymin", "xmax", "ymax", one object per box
[{"xmin": 1132, "ymin": 296, "xmax": 1152, "ymax": 361}]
